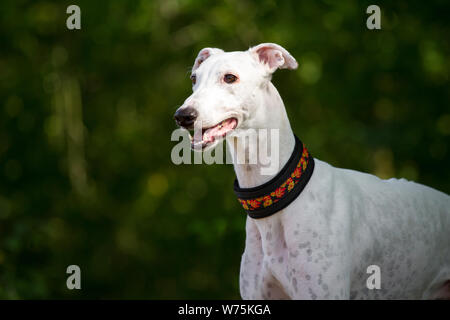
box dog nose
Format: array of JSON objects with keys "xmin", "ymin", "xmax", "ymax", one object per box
[{"xmin": 174, "ymin": 107, "xmax": 198, "ymax": 128}]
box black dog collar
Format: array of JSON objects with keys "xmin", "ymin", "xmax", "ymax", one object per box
[{"xmin": 233, "ymin": 135, "xmax": 315, "ymax": 219}]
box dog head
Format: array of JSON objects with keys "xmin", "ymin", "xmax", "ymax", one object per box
[{"xmin": 174, "ymin": 43, "xmax": 298, "ymax": 151}]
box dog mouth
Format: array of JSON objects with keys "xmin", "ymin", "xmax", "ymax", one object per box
[{"xmin": 190, "ymin": 117, "xmax": 238, "ymax": 150}]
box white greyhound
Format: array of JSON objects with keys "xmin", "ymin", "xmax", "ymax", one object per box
[{"xmin": 174, "ymin": 43, "xmax": 450, "ymax": 299}]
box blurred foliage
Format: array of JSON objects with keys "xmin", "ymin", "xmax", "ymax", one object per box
[{"xmin": 0, "ymin": 0, "xmax": 449, "ymax": 299}]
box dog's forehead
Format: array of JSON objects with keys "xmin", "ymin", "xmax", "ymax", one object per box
[{"xmin": 196, "ymin": 51, "xmax": 257, "ymax": 74}]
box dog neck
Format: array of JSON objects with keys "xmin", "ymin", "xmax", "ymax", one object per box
[{"xmin": 227, "ymin": 82, "xmax": 296, "ymax": 189}]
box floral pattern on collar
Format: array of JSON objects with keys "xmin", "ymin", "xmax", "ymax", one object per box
[{"xmin": 237, "ymin": 144, "xmax": 310, "ymax": 211}]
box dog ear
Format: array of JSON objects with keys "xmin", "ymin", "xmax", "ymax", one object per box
[
  {"xmin": 249, "ymin": 43, "xmax": 298, "ymax": 74},
  {"xmin": 192, "ymin": 47, "xmax": 224, "ymax": 72}
]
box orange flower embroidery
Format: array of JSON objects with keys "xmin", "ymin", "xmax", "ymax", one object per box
[
  {"xmin": 288, "ymin": 181, "xmax": 295, "ymax": 191},
  {"xmin": 291, "ymin": 167, "xmax": 302, "ymax": 178},
  {"xmin": 239, "ymin": 199, "xmax": 249, "ymax": 210},
  {"xmin": 284, "ymin": 177, "xmax": 294, "ymax": 192},
  {"xmin": 247, "ymin": 199, "xmax": 261, "ymax": 209},
  {"xmin": 263, "ymin": 196, "xmax": 272, "ymax": 207},
  {"xmin": 274, "ymin": 187, "xmax": 286, "ymax": 198},
  {"xmin": 302, "ymin": 145, "xmax": 309, "ymax": 157}
]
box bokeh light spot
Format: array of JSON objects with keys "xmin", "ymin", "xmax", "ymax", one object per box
[{"xmin": 147, "ymin": 173, "xmax": 169, "ymax": 197}]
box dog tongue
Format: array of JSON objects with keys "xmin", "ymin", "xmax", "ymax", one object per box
[{"xmin": 202, "ymin": 118, "xmax": 237, "ymax": 143}]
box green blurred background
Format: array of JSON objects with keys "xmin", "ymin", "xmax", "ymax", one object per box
[{"xmin": 0, "ymin": 0, "xmax": 448, "ymax": 299}]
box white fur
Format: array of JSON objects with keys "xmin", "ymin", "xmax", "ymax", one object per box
[{"xmin": 177, "ymin": 43, "xmax": 450, "ymax": 299}]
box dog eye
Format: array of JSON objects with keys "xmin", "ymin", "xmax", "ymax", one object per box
[
  {"xmin": 224, "ymin": 74, "xmax": 237, "ymax": 84},
  {"xmin": 190, "ymin": 74, "xmax": 196, "ymax": 85}
]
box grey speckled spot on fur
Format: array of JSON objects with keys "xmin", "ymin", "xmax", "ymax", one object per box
[
  {"xmin": 298, "ymin": 242, "xmax": 310, "ymax": 249},
  {"xmin": 278, "ymin": 257, "xmax": 284, "ymax": 263},
  {"xmin": 308, "ymin": 287, "xmax": 317, "ymax": 300},
  {"xmin": 322, "ymin": 284, "xmax": 329, "ymax": 291},
  {"xmin": 285, "ymin": 270, "xmax": 292, "ymax": 281},
  {"xmin": 292, "ymin": 277, "xmax": 298, "ymax": 292},
  {"xmin": 307, "ymin": 249, "xmax": 312, "ymax": 255},
  {"xmin": 313, "ymin": 231, "xmax": 318, "ymax": 238},
  {"xmin": 305, "ymin": 274, "xmax": 311, "ymax": 281},
  {"xmin": 266, "ymin": 232, "xmax": 272, "ymax": 241},
  {"xmin": 289, "ymin": 250, "xmax": 299, "ymax": 258}
]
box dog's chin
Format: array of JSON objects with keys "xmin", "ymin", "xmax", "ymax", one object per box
[{"xmin": 189, "ymin": 117, "xmax": 238, "ymax": 152}]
